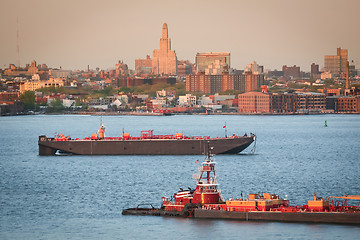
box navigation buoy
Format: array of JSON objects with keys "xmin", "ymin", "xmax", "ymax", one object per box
[{"xmin": 324, "ymin": 120, "xmax": 328, "ymax": 127}]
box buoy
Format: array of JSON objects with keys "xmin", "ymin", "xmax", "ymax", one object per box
[{"xmin": 324, "ymin": 120, "xmax": 328, "ymax": 127}]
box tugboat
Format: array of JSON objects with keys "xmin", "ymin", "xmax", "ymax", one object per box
[
  {"xmin": 122, "ymin": 147, "xmax": 360, "ymax": 225},
  {"xmin": 123, "ymin": 146, "xmax": 224, "ymax": 217},
  {"xmin": 161, "ymin": 147, "xmax": 224, "ymax": 215}
]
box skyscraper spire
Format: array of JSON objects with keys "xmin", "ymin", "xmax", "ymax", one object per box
[{"xmin": 162, "ymin": 23, "xmax": 168, "ymax": 39}]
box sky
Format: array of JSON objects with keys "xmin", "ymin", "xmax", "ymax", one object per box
[{"xmin": 1, "ymin": 0, "xmax": 359, "ymax": 72}]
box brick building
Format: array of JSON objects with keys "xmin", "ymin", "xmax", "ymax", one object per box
[
  {"xmin": 238, "ymin": 92, "xmax": 271, "ymax": 113},
  {"xmin": 238, "ymin": 92, "xmax": 326, "ymax": 113},
  {"xmin": 186, "ymin": 72, "xmax": 263, "ymax": 95},
  {"xmin": 135, "ymin": 55, "xmax": 152, "ymax": 75},
  {"xmin": 324, "ymin": 47, "xmax": 348, "ymax": 76},
  {"xmin": 282, "ymin": 65, "xmax": 301, "ymax": 79},
  {"xmin": 337, "ymin": 96, "xmax": 360, "ymax": 113},
  {"xmin": 296, "ymin": 93, "xmax": 326, "ymax": 112}
]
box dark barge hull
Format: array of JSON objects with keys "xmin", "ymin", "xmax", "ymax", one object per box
[
  {"xmin": 38, "ymin": 135, "xmax": 255, "ymax": 156},
  {"xmin": 122, "ymin": 208, "xmax": 360, "ymax": 225},
  {"xmin": 194, "ymin": 209, "xmax": 360, "ymax": 225}
]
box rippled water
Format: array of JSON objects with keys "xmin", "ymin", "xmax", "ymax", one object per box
[{"xmin": 1, "ymin": 114, "xmax": 359, "ymax": 239}]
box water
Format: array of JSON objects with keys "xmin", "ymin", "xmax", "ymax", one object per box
[{"xmin": 0, "ymin": 114, "xmax": 359, "ymax": 239}]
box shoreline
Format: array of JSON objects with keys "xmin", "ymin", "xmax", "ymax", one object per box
[{"xmin": 3, "ymin": 111, "xmax": 359, "ymax": 117}]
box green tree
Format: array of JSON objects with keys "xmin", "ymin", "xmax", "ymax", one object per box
[
  {"xmin": 19, "ymin": 91, "xmax": 36, "ymax": 110},
  {"xmin": 93, "ymin": 85, "xmax": 117, "ymax": 98},
  {"xmin": 47, "ymin": 98, "xmax": 65, "ymax": 113}
]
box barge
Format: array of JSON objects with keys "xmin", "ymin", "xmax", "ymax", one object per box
[
  {"xmin": 38, "ymin": 125, "xmax": 255, "ymax": 156},
  {"xmin": 122, "ymin": 150, "xmax": 360, "ymax": 225}
]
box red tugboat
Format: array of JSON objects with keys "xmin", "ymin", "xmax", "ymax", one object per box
[
  {"xmin": 122, "ymin": 148, "xmax": 360, "ymax": 225},
  {"xmin": 161, "ymin": 147, "xmax": 224, "ymax": 214}
]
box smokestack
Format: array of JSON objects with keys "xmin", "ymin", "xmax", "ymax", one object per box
[{"xmin": 346, "ymin": 61, "xmax": 349, "ymax": 90}]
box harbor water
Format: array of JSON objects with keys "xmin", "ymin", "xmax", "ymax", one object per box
[{"xmin": 1, "ymin": 114, "xmax": 359, "ymax": 239}]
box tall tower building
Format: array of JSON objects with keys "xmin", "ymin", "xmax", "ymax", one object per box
[
  {"xmin": 337, "ymin": 47, "xmax": 348, "ymax": 74},
  {"xmin": 152, "ymin": 23, "xmax": 177, "ymax": 76},
  {"xmin": 324, "ymin": 47, "xmax": 348, "ymax": 76}
]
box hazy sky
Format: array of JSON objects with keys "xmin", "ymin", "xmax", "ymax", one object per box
[{"xmin": 1, "ymin": 0, "xmax": 359, "ymax": 71}]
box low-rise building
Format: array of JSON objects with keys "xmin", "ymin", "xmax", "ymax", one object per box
[
  {"xmin": 238, "ymin": 92, "xmax": 326, "ymax": 114},
  {"xmin": 296, "ymin": 93, "xmax": 326, "ymax": 113},
  {"xmin": 238, "ymin": 92, "xmax": 271, "ymax": 113},
  {"xmin": 179, "ymin": 94, "xmax": 197, "ymax": 107},
  {"xmin": 337, "ymin": 96, "xmax": 360, "ymax": 113},
  {"xmin": 19, "ymin": 77, "xmax": 66, "ymax": 93}
]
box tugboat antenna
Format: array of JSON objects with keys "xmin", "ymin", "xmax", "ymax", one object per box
[{"xmin": 206, "ymin": 141, "xmax": 214, "ymax": 159}]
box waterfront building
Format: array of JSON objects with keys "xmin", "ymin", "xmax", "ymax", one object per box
[
  {"xmin": 198, "ymin": 95, "xmax": 213, "ymax": 106},
  {"xmin": 152, "ymin": 23, "xmax": 177, "ymax": 76},
  {"xmin": 238, "ymin": 91, "xmax": 326, "ymax": 114},
  {"xmin": 238, "ymin": 92, "xmax": 271, "ymax": 113},
  {"xmin": 326, "ymin": 96, "xmax": 339, "ymax": 112},
  {"xmin": 0, "ymin": 100, "xmax": 24, "ymax": 115},
  {"xmin": 324, "ymin": 47, "xmax": 348, "ymax": 76},
  {"xmin": 179, "ymin": 94, "xmax": 197, "ymax": 107},
  {"xmin": 0, "ymin": 92, "xmax": 19, "ymax": 101},
  {"xmin": 271, "ymin": 93, "xmax": 297, "ymax": 113},
  {"xmin": 212, "ymin": 93, "xmax": 236, "ymax": 103},
  {"xmin": 195, "ymin": 52, "xmax": 230, "ymax": 74},
  {"xmin": 337, "ymin": 96, "xmax": 360, "ymax": 113},
  {"xmin": 296, "ymin": 93, "xmax": 326, "ymax": 113}
]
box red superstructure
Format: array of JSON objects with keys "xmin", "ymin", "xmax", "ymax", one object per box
[{"xmin": 162, "ymin": 149, "xmax": 224, "ymax": 212}]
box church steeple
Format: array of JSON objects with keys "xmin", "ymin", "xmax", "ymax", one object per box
[{"xmin": 162, "ymin": 23, "xmax": 168, "ymax": 39}]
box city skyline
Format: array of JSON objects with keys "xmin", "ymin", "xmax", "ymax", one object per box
[{"xmin": 1, "ymin": 0, "xmax": 360, "ymax": 71}]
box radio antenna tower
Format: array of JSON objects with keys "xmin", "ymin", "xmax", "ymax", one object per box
[{"xmin": 17, "ymin": 17, "xmax": 20, "ymax": 68}]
